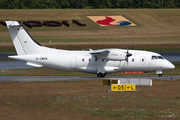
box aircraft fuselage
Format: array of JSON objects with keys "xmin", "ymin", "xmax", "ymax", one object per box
[
  {"xmin": 9, "ymin": 48, "xmax": 175, "ymax": 77},
  {"xmin": 6, "ymin": 21, "xmax": 175, "ymax": 77}
]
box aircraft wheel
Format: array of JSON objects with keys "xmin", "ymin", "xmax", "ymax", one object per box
[
  {"xmin": 158, "ymin": 74, "xmax": 163, "ymax": 77},
  {"xmin": 97, "ymin": 73, "xmax": 105, "ymax": 77}
]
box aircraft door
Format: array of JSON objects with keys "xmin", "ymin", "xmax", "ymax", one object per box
[{"xmin": 70, "ymin": 57, "xmax": 76, "ymax": 69}]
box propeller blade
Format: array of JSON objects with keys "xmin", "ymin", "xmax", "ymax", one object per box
[
  {"xmin": 125, "ymin": 49, "xmax": 132, "ymax": 64},
  {"xmin": 127, "ymin": 52, "xmax": 132, "ymax": 57}
]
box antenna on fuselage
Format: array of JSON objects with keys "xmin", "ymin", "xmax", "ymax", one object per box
[{"xmin": 132, "ymin": 41, "xmax": 134, "ymax": 50}]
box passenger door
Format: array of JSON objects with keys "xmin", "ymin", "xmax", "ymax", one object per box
[{"xmin": 70, "ymin": 57, "xmax": 76, "ymax": 69}]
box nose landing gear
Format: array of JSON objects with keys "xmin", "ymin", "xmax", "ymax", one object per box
[
  {"xmin": 156, "ymin": 71, "xmax": 163, "ymax": 77},
  {"xmin": 158, "ymin": 74, "xmax": 163, "ymax": 77}
]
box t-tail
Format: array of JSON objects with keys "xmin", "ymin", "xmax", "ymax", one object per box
[
  {"xmin": 6, "ymin": 21, "xmax": 56, "ymax": 67},
  {"xmin": 6, "ymin": 21, "xmax": 42, "ymax": 55}
]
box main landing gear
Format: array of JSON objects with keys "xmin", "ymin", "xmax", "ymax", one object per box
[{"xmin": 97, "ymin": 73, "xmax": 106, "ymax": 77}]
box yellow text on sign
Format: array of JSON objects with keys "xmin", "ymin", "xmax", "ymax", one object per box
[{"xmin": 111, "ymin": 84, "xmax": 136, "ymax": 91}]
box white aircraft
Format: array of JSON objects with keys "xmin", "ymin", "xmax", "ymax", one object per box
[{"xmin": 6, "ymin": 21, "xmax": 175, "ymax": 77}]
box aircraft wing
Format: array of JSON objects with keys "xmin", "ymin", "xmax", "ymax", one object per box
[
  {"xmin": 90, "ymin": 49, "xmax": 110, "ymax": 60},
  {"xmin": 90, "ymin": 49, "xmax": 110, "ymax": 55},
  {"xmin": 90, "ymin": 49, "xmax": 126, "ymax": 61}
]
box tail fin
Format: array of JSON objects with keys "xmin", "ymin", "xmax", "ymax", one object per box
[{"xmin": 6, "ymin": 21, "xmax": 41, "ymax": 55}]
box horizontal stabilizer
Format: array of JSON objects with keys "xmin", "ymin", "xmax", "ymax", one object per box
[{"xmin": 6, "ymin": 21, "xmax": 20, "ymax": 27}]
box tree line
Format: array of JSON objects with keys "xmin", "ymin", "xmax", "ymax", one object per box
[{"xmin": 0, "ymin": 0, "xmax": 179, "ymax": 9}]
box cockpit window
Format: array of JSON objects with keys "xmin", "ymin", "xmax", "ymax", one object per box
[
  {"xmin": 157, "ymin": 56, "xmax": 164, "ymax": 59},
  {"xmin": 151, "ymin": 56, "xmax": 157, "ymax": 60},
  {"xmin": 152, "ymin": 56, "xmax": 164, "ymax": 60}
]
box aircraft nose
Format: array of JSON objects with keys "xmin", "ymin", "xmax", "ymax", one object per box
[
  {"xmin": 167, "ymin": 61, "xmax": 175, "ymax": 69},
  {"xmin": 170, "ymin": 63, "xmax": 175, "ymax": 69},
  {"xmin": 161, "ymin": 60, "xmax": 175, "ymax": 70}
]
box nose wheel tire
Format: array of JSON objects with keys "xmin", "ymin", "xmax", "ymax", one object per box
[
  {"xmin": 158, "ymin": 74, "xmax": 163, "ymax": 77},
  {"xmin": 97, "ymin": 73, "xmax": 105, "ymax": 77}
]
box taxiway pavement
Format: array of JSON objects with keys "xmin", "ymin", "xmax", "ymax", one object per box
[{"xmin": 0, "ymin": 75, "xmax": 179, "ymax": 82}]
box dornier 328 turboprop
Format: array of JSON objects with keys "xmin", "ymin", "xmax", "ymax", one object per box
[{"xmin": 6, "ymin": 21, "xmax": 175, "ymax": 77}]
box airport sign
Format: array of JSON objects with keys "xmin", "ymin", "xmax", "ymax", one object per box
[{"xmin": 111, "ymin": 84, "xmax": 136, "ymax": 91}]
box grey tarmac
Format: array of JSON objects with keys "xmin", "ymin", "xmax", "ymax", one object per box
[{"xmin": 0, "ymin": 75, "xmax": 178, "ymax": 82}]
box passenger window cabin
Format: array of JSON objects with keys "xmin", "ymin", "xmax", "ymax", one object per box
[
  {"xmin": 132, "ymin": 58, "xmax": 134, "ymax": 62},
  {"xmin": 142, "ymin": 58, "xmax": 144, "ymax": 62}
]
